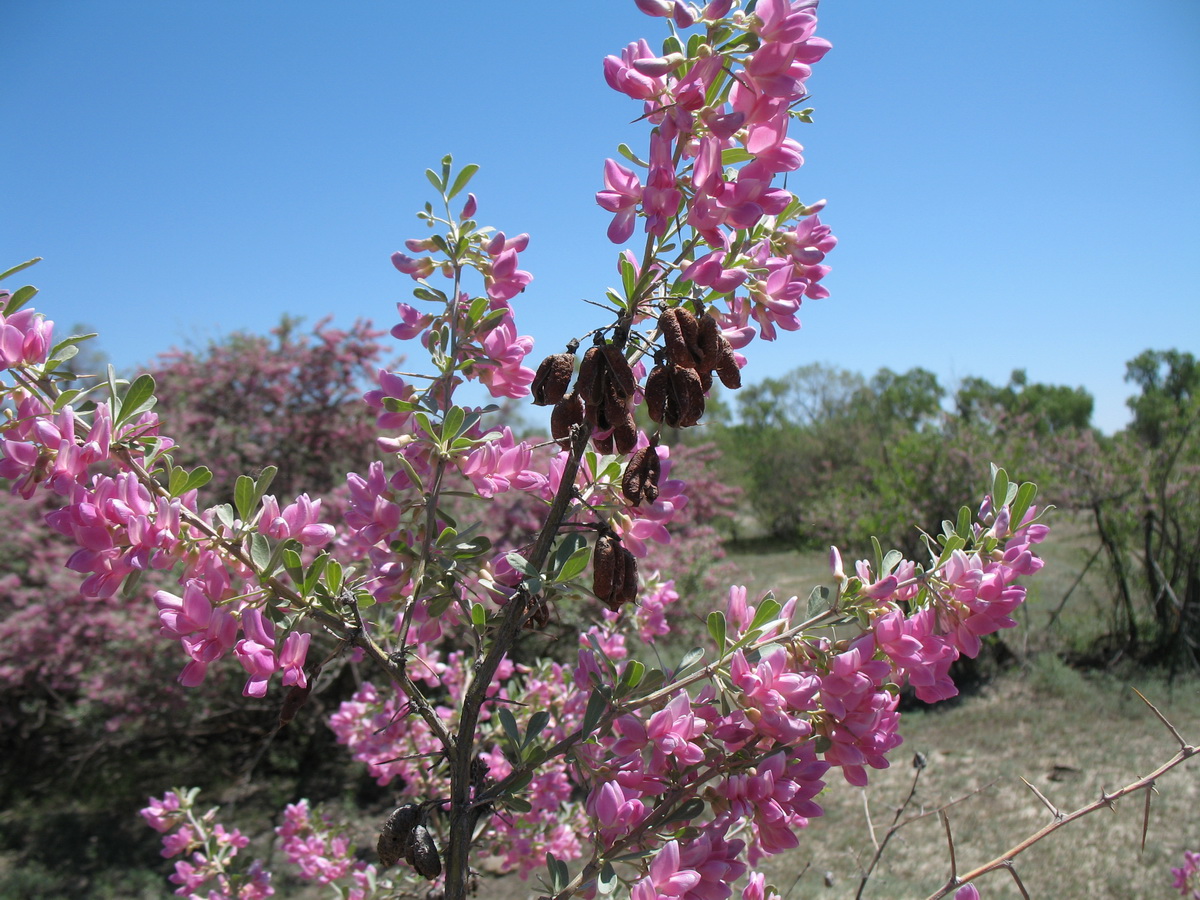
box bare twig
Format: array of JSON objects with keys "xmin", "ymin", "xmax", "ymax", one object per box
[{"xmin": 923, "ymin": 738, "xmax": 1198, "ymax": 899}]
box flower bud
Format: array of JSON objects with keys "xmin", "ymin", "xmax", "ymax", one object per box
[{"xmin": 460, "ymin": 192, "xmax": 478, "ymax": 219}]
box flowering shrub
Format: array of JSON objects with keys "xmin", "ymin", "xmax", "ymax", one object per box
[{"xmin": 0, "ymin": 3, "xmax": 1052, "ymax": 899}]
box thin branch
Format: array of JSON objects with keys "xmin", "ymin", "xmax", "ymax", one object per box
[{"xmin": 923, "ymin": 741, "xmax": 1198, "ymax": 899}]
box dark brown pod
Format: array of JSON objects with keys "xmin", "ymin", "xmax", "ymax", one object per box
[
  {"xmin": 550, "ymin": 392, "xmax": 584, "ymax": 451},
  {"xmin": 601, "ymin": 543, "xmax": 629, "ymax": 611},
  {"xmin": 659, "ymin": 308, "xmax": 702, "ymax": 369},
  {"xmin": 657, "ymin": 309, "xmax": 696, "ymax": 367},
  {"xmin": 575, "ymin": 347, "xmax": 604, "ymax": 406},
  {"xmin": 715, "ymin": 341, "xmax": 742, "ymax": 389},
  {"xmin": 531, "ymin": 352, "xmax": 575, "ymax": 406},
  {"xmin": 600, "ymin": 344, "xmax": 636, "ymax": 399},
  {"xmin": 696, "ymin": 313, "xmax": 722, "ymax": 372},
  {"xmin": 670, "ymin": 366, "xmax": 706, "ymax": 427},
  {"xmin": 377, "ymin": 803, "xmax": 420, "ymax": 868},
  {"xmin": 644, "ymin": 365, "xmax": 670, "ymax": 424},
  {"xmin": 611, "ymin": 415, "xmax": 639, "ymax": 456},
  {"xmin": 616, "ymin": 547, "xmax": 639, "ymax": 607},
  {"xmin": 622, "ymin": 447, "xmax": 661, "ymax": 506},
  {"xmin": 406, "ymin": 824, "xmax": 442, "ymax": 879},
  {"xmin": 592, "ymin": 429, "xmax": 615, "ymax": 454},
  {"xmin": 592, "ymin": 534, "xmax": 617, "ymax": 601},
  {"xmin": 278, "ymin": 682, "xmax": 313, "ymax": 727}
]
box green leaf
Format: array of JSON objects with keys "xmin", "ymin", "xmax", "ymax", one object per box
[
  {"xmin": 747, "ymin": 597, "xmax": 782, "ymax": 633},
  {"xmin": 249, "ymin": 532, "xmax": 272, "ymax": 571},
  {"xmin": 114, "ymin": 373, "xmax": 157, "ymax": 427},
  {"xmin": 3, "ymin": 284, "xmax": 38, "ymax": 315},
  {"xmin": 555, "ymin": 546, "xmax": 591, "ymax": 584},
  {"xmin": 1009, "ymin": 481, "xmax": 1038, "ymax": 528},
  {"xmin": 497, "ymin": 707, "xmax": 521, "ymax": 749},
  {"xmin": 47, "ymin": 333, "xmax": 98, "ymax": 366},
  {"xmin": 505, "ymin": 552, "xmax": 540, "ymax": 579},
  {"xmin": 991, "ymin": 466, "xmax": 1010, "ymax": 514},
  {"xmin": 676, "ymin": 647, "xmax": 705, "ymax": 675},
  {"xmin": 234, "ymin": 475, "xmax": 256, "ymax": 522},
  {"xmin": 598, "ymin": 861, "xmax": 618, "ymax": 896},
  {"xmin": 619, "ymin": 254, "xmax": 638, "ymax": 300},
  {"xmin": 505, "ymin": 796, "xmax": 532, "ymax": 814},
  {"xmin": 302, "ymin": 552, "xmax": 328, "ymax": 594},
  {"xmin": 443, "ymin": 405, "xmax": 465, "ymax": 441},
  {"xmin": 282, "ymin": 545, "xmax": 305, "ymax": 585},
  {"xmin": 581, "ymin": 687, "xmax": 609, "ymax": 736},
  {"xmin": 870, "ymin": 535, "xmax": 884, "ymax": 577},
  {"xmin": 447, "ymin": 163, "xmax": 480, "ymax": 200},
  {"xmin": 0, "ymin": 258, "xmax": 41, "ymax": 284},
  {"xmin": 955, "ymin": 504, "xmax": 973, "ymax": 540},
  {"xmin": 719, "ymin": 147, "xmax": 755, "ymax": 166},
  {"xmin": 617, "ymin": 659, "xmax": 645, "ymax": 695},
  {"xmin": 524, "ymin": 710, "xmax": 550, "ymax": 748},
  {"xmin": 425, "ymin": 167, "xmax": 445, "ymax": 193},
  {"xmin": 663, "ymin": 797, "xmax": 706, "ymax": 824},
  {"xmin": 707, "ymin": 611, "xmax": 727, "ymax": 651},
  {"xmin": 882, "ymin": 549, "xmax": 903, "ymax": 576},
  {"xmin": 807, "ymin": 584, "xmax": 832, "ymax": 618},
  {"xmin": 470, "ymin": 602, "xmax": 486, "ymax": 628},
  {"xmin": 168, "ymin": 466, "xmax": 189, "ymax": 496},
  {"xmin": 182, "ymin": 466, "xmax": 212, "ymax": 495},
  {"xmin": 616, "ymin": 142, "xmax": 647, "ymax": 167},
  {"xmin": 325, "ymin": 558, "xmax": 343, "ymax": 595},
  {"xmin": 211, "ymin": 503, "xmax": 235, "ymax": 531}
]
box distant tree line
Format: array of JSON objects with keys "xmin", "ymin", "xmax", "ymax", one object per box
[{"xmin": 697, "ymin": 351, "xmax": 1198, "ymax": 672}]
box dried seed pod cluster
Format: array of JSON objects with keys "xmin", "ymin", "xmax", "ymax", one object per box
[
  {"xmin": 575, "ymin": 342, "xmax": 638, "ymax": 454},
  {"xmin": 592, "ymin": 532, "xmax": 638, "ymax": 611},
  {"xmin": 377, "ymin": 803, "xmax": 442, "ymax": 879},
  {"xmin": 658, "ymin": 307, "xmax": 741, "ymax": 391}
]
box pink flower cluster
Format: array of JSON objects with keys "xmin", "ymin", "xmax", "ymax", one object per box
[
  {"xmin": 140, "ymin": 790, "xmax": 273, "ymax": 899},
  {"xmin": 598, "ymin": 0, "xmax": 836, "ymax": 346},
  {"xmin": 1174, "ymin": 850, "xmax": 1200, "ymax": 900}
]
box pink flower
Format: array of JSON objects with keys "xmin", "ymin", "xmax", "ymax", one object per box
[{"xmin": 597, "ymin": 159, "xmax": 644, "ymax": 243}]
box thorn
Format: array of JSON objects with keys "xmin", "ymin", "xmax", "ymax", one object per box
[
  {"xmin": 1019, "ymin": 776, "xmax": 1063, "ymax": 820},
  {"xmin": 1131, "ymin": 687, "xmax": 1189, "ymax": 749},
  {"xmin": 1140, "ymin": 780, "xmax": 1154, "ymax": 854}
]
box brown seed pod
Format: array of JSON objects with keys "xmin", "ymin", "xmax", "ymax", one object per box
[
  {"xmin": 377, "ymin": 803, "xmax": 420, "ymax": 868},
  {"xmin": 602, "ymin": 544, "xmax": 629, "ymax": 611},
  {"xmin": 622, "ymin": 446, "xmax": 662, "ymax": 506},
  {"xmin": 592, "ymin": 430, "xmax": 615, "ymax": 454},
  {"xmin": 715, "ymin": 340, "xmax": 742, "ymax": 389},
  {"xmin": 644, "ymin": 365, "xmax": 670, "ymax": 424},
  {"xmin": 696, "ymin": 313, "xmax": 722, "ymax": 372},
  {"xmin": 611, "ymin": 414, "xmax": 639, "ymax": 455},
  {"xmin": 575, "ymin": 347, "xmax": 603, "ymax": 403},
  {"xmin": 550, "ymin": 392, "xmax": 584, "ymax": 451},
  {"xmin": 659, "ymin": 308, "xmax": 702, "ymax": 369},
  {"xmin": 406, "ymin": 823, "xmax": 442, "ymax": 879},
  {"xmin": 600, "ymin": 344, "xmax": 636, "ymax": 399},
  {"xmin": 670, "ymin": 366, "xmax": 706, "ymax": 427},
  {"xmin": 616, "ymin": 547, "xmax": 639, "ymax": 607},
  {"xmin": 531, "ymin": 352, "xmax": 574, "ymax": 406},
  {"xmin": 592, "ymin": 533, "xmax": 617, "ymax": 601},
  {"xmin": 278, "ymin": 681, "xmax": 313, "ymax": 727}
]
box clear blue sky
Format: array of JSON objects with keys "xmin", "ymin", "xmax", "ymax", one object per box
[{"xmin": 4, "ymin": 1, "xmax": 1197, "ymax": 434}]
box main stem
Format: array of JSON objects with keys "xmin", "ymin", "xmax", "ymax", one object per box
[{"xmin": 442, "ymin": 421, "xmax": 593, "ymax": 899}]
